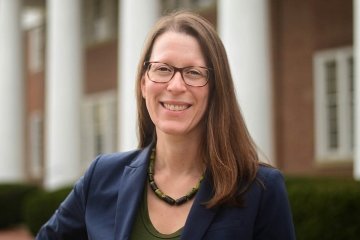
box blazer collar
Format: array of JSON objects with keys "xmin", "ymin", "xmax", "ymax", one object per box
[
  {"xmin": 181, "ymin": 173, "xmax": 219, "ymax": 239},
  {"xmin": 114, "ymin": 143, "xmax": 153, "ymax": 240}
]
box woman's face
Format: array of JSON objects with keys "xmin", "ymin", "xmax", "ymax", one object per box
[{"xmin": 141, "ymin": 31, "xmax": 209, "ymax": 138}]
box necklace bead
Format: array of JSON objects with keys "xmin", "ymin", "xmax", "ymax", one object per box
[{"xmin": 148, "ymin": 148, "xmax": 204, "ymax": 206}]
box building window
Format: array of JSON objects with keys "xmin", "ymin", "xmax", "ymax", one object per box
[
  {"xmin": 325, "ymin": 60, "xmax": 338, "ymax": 149},
  {"xmin": 314, "ymin": 47, "xmax": 354, "ymax": 163},
  {"xmin": 82, "ymin": 91, "xmax": 117, "ymax": 169},
  {"xmin": 84, "ymin": 0, "xmax": 118, "ymax": 45}
]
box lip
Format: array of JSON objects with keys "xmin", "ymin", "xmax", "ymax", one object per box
[{"xmin": 160, "ymin": 101, "xmax": 191, "ymax": 111}]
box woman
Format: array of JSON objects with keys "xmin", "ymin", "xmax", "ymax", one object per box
[{"xmin": 37, "ymin": 11, "xmax": 295, "ymax": 239}]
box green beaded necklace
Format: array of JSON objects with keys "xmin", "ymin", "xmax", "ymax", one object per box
[{"xmin": 148, "ymin": 148, "xmax": 204, "ymax": 206}]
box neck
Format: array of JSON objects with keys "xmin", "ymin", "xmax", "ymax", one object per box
[{"xmin": 155, "ymin": 132, "xmax": 204, "ymax": 177}]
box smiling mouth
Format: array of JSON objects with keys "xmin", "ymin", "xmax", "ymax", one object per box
[{"xmin": 162, "ymin": 103, "xmax": 190, "ymax": 111}]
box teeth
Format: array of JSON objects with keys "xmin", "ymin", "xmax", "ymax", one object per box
[{"xmin": 163, "ymin": 103, "xmax": 188, "ymax": 111}]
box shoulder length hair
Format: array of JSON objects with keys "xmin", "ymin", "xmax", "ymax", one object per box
[{"xmin": 135, "ymin": 11, "xmax": 259, "ymax": 208}]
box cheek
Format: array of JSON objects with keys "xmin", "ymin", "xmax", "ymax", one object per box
[
  {"xmin": 200, "ymin": 94, "xmax": 210, "ymax": 119},
  {"xmin": 200, "ymin": 89, "xmax": 210, "ymax": 110}
]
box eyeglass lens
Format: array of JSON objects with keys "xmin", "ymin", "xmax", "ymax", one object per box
[{"xmin": 147, "ymin": 62, "xmax": 209, "ymax": 87}]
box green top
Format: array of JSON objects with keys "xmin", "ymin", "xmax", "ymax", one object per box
[{"xmin": 130, "ymin": 187, "xmax": 183, "ymax": 240}]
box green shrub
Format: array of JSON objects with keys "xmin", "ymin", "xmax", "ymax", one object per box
[
  {"xmin": 286, "ymin": 177, "xmax": 360, "ymax": 240},
  {"xmin": 23, "ymin": 186, "xmax": 72, "ymax": 235},
  {"xmin": 0, "ymin": 183, "xmax": 39, "ymax": 229}
]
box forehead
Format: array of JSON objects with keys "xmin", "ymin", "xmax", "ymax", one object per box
[{"xmin": 150, "ymin": 31, "xmax": 206, "ymax": 66}]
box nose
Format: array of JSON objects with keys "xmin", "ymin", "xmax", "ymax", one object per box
[{"xmin": 167, "ymin": 71, "xmax": 187, "ymax": 92}]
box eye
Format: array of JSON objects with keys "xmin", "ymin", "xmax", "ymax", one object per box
[
  {"xmin": 153, "ymin": 64, "xmax": 172, "ymax": 73},
  {"xmin": 184, "ymin": 68, "xmax": 204, "ymax": 78}
]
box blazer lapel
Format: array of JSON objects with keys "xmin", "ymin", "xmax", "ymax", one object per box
[
  {"xmin": 114, "ymin": 145, "xmax": 152, "ymax": 240},
  {"xmin": 181, "ymin": 174, "xmax": 219, "ymax": 239},
  {"xmin": 112, "ymin": 144, "xmax": 217, "ymax": 240}
]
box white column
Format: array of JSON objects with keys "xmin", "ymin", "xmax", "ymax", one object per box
[
  {"xmin": 0, "ymin": 0, "xmax": 24, "ymax": 181},
  {"xmin": 353, "ymin": 0, "xmax": 360, "ymax": 180},
  {"xmin": 118, "ymin": 0, "xmax": 160, "ymax": 151},
  {"xmin": 218, "ymin": 0, "xmax": 274, "ymax": 162},
  {"xmin": 45, "ymin": 0, "xmax": 83, "ymax": 188}
]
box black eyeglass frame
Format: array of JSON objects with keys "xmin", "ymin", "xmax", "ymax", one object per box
[{"xmin": 143, "ymin": 61, "xmax": 212, "ymax": 87}]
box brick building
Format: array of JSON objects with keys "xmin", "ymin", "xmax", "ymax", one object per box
[{"xmin": 0, "ymin": 0, "xmax": 359, "ymax": 188}]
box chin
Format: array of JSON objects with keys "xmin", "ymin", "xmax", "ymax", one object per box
[
  {"xmin": 156, "ymin": 123, "xmax": 193, "ymax": 136},
  {"xmin": 159, "ymin": 127, "xmax": 189, "ymax": 136}
]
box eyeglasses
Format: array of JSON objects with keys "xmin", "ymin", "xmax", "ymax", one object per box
[{"xmin": 144, "ymin": 61, "xmax": 211, "ymax": 87}]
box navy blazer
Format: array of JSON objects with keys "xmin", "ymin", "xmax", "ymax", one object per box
[{"xmin": 36, "ymin": 144, "xmax": 296, "ymax": 239}]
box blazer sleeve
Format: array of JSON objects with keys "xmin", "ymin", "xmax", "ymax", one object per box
[
  {"xmin": 35, "ymin": 155, "xmax": 101, "ymax": 240},
  {"xmin": 253, "ymin": 168, "xmax": 296, "ymax": 240}
]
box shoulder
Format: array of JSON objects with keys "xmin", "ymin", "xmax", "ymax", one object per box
[
  {"xmin": 242, "ymin": 165, "xmax": 288, "ymax": 209},
  {"xmin": 250, "ymin": 166, "xmax": 296, "ymax": 239},
  {"xmin": 248, "ymin": 165, "xmax": 291, "ymax": 218},
  {"xmin": 256, "ymin": 165, "xmax": 285, "ymax": 187},
  {"xmin": 252, "ymin": 165, "xmax": 287, "ymax": 200},
  {"xmin": 84, "ymin": 145, "xmax": 152, "ymax": 184},
  {"xmin": 64, "ymin": 145, "xmax": 152, "ymax": 209},
  {"xmin": 92, "ymin": 148, "xmax": 148, "ymax": 172},
  {"xmin": 72, "ymin": 145, "xmax": 152, "ymax": 199}
]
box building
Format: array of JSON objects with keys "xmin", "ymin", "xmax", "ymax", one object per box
[{"xmin": 0, "ymin": 0, "xmax": 359, "ymax": 189}]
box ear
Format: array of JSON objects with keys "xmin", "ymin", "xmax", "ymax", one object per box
[{"xmin": 141, "ymin": 76, "xmax": 146, "ymax": 98}]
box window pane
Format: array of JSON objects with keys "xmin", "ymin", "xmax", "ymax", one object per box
[
  {"xmin": 314, "ymin": 47, "xmax": 354, "ymax": 161},
  {"xmin": 325, "ymin": 60, "xmax": 338, "ymax": 150}
]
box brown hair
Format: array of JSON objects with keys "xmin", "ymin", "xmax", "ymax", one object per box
[{"xmin": 135, "ymin": 11, "xmax": 259, "ymax": 208}]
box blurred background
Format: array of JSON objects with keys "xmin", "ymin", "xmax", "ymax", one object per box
[
  {"xmin": 0, "ymin": 0, "xmax": 359, "ymax": 238},
  {"xmin": 1, "ymin": 0, "xmax": 357, "ymax": 188},
  {"xmin": 0, "ymin": 0, "xmax": 354, "ymax": 188}
]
